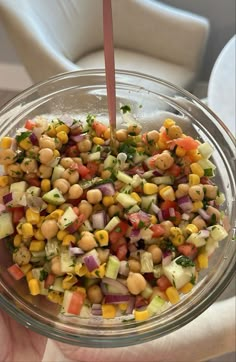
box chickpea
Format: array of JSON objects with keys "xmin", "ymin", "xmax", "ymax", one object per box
[
  {"xmin": 127, "ymin": 124, "xmax": 142, "ymax": 135},
  {"xmin": 77, "ymin": 139, "xmax": 92, "ymax": 152},
  {"xmin": 97, "ymin": 248, "xmax": 110, "ymax": 264},
  {"xmin": 206, "ymin": 206, "xmax": 221, "ymax": 222},
  {"xmin": 68, "ymin": 184, "xmax": 83, "ymax": 199},
  {"xmin": 116, "ymin": 129, "xmax": 128, "ymax": 142},
  {"xmin": 147, "ymin": 245, "xmax": 162, "ymax": 264},
  {"xmin": 39, "ymin": 135, "xmax": 56, "ymax": 150},
  {"xmin": 80, "ymin": 152, "xmax": 89, "ymax": 163},
  {"xmin": 51, "ymin": 256, "xmax": 63, "ymax": 276},
  {"xmin": 0, "ymin": 149, "xmax": 16, "ymax": 165},
  {"xmin": 188, "ymin": 185, "xmax": 204, "ymax": 201},
  {"xmin": 26, "ymin": 146, "xmax": 40, "ymax": 158},
  {"xmin": 86, "ymin": 189, "xmax": 102, "ymax": 204},
  {"xmin": 167, "ymin": 125, "xmax": 183, "ymax": 139},
  {"xmin": 7, "ymin": 164, "xmax": 23, "ymax": 178},
  {"xmin": 160, "ymin": 220, "xmax": 174, "ymax": 237},
  {"xmin": 72, "ymin": 157, "xmax": 82, "ymax": 165},
  {"xmin": 77, "ymin": 231, "xmax": 97, "ymax": 251},
  {"xmin": 62, "ymin": 169, "xmax": 79, "ymax": 184},
  {"xmin": 41, "ymin": 219, "xmax": 59, "ymax": 240},
  {"xmin": 87, "ymin": 284, "xmax": 103, "ymax": 304},
  {"xmin": 54, "ymin": 178, "xmax": 70, "ymax": 194},
  {"xmin": 39, "ymin": 165, "xmax": 53, "ymax": 179},
  {"xmin": 59, "ymin": 203, "xmax": 73, "ymax": 211},
  {"xmin": 128, "ymin": 259, "xmax": 141, "ymax": 273},
  {"xmin": 204, "ymin": 185, "xmax": 218, "ymax": 199},
  {"xmin": 175, "ymin": 184, "xmax": 190, "ymax": 199},
  {"xmin": 20, "ymin": 158, "xmax": 38, "ymax": 173},
  {"xmin": 146, "ymin": 130, "xmax": 159, "ymax": 143},
  {"xmin": 101, "ymin": 169, "xmax": 112, "ymax": 179},
  {"xmin": 13, "ymin": 245, "xmax": 31, "ymax": 266},
  {"xmin": 78, "ymin": 200, "xmax": 93, "ymax": 219},
  {"xmin": 108, "ymin": 204, "xmax": 123, "ymax": 218},
  {"xmin": 39, "ymin": 148, "xmax": 54, "ymax": 164},
  {"xmin": 54, "ymin": 138, "xmax": 63, "ymax": 150},
  {"xmin": 127, "ymin": 272, "xmax": 147, "ymax": 295},
  {"xmin": 60, "ymin": 157, "xmax": 74, "ymax": 169},
  {"xmin": 192, "ymin": 216, "xmax": 207, "ymax": 230},
  {"xmin": 155, "ymin": 151, "xmax": 174, "ymax": 170}
]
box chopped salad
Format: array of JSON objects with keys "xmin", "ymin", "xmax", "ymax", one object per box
[{"xmin": 0, "ymin": 109, "xmax": 229, "ymax": 321}]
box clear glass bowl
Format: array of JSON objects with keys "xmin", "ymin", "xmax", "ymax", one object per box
[{"xmin": 0, "ymin": 70, "xmax": 235, "ymax": 348}]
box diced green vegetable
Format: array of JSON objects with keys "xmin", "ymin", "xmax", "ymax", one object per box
[{"xmin": 105, "ymin": 255, "xmax": 120, "ymax": 279}]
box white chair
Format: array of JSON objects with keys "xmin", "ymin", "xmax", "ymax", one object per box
[{"xmin": 0, "ymin": 0, "xmax": 209, "ymax": 91}]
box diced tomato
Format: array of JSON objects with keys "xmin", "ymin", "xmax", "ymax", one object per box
[
  {"xmin": 150, "ymin": 224, "xmax": 165, "ymax": 237},
  {"xmin": 116, "ymin": 243, "xmax": 128, "ymax": 261},
  {"xmin": 110, "ymin": 237, "xmax": 126, "ymax": 253},
  {"xmin": 135, "ymin": 295, "xmax": 149, "ymax": 308},
  {"xmin": 92, "ymin": 121, "xmax": 107, "ymax": 136},
  {"xmin": 10, "ymin": 207, "xmax": 25, "ymax": 224},
  {"xmin": 146, "ymin": 154, "xmax": 160, "ymax": 169},
  {"xmin": 160, "ymin": 200, "xmax": 178, "ymax": 210},
  {"xmin": 109, "ymin": 221, "xmax": 129, "ymax": 244},
  {"xmin": 200, "ymin": 177, "xmax": 214, "ymax": 185},
  {"xmin": 77, "ymin": 164, "xmax": 90, "ymax": 178},
  {"xmin": 157, "ymin": 275, "xmax": 172, "ymax": 291},
  {"xmin": 86, "ymin": 161, "xmax": 99, "ymax": 177},
  {"xmin": 27, "ymin": 177, "xmax": 41, "ymax": 187},
  {"xmin": 66, "ymin": 214, "xmax": 85, "ymax": 233},
  {"xmin": 175, "ymin": 136, "xmax": 199, "ymax": 150},
  {"xmin": 44, "ymin": 273, "xmax": 55, "ymax": 288},
  {"xmin": 144, "ymin": 272, "xmax": 155, "ymax": 282},
  {"xmin": 167, "ymin": 163, "xmax": 181, "ymax": 177},
  {"xmin": 66, "ymin": 145, "xmax": 79, "ymax": 157},
  {"xmin": 67, "ymin": 291, "xmax": 85, "ymax": 315},
  {"xmin": 178, "ymin": 243, "xmax": 198, "ymax": 259},
  {"xmin": 7, "ymin": 264, "xmax": 25, "ymax": 280},
  {"xmin": 24, "ymin": 119, "xmax": 36, "ymax": 130},
  {"xmin": 127, "ymin": 165, "xmax": 145, "ymax": 176},
  {"xmin": 128, "ymin": 211, "xmax": 150, "ymax": 229},
  {"xmin": 172, "ymin": 211, "xmax": 182, "ymax": 226}
]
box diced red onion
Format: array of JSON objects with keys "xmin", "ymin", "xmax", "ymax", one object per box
[
  {"xmin": 151, "ymin": 203, "xmax": 160, "ymax": 214},
  {"xmin": 3, "ymin": 192, "xmax": 13, "ymax": 205},
  {"xmin": 83, "ymin": 253, "xmax": 100, "ymax": 272},
  {"xmin": 29, "ymin": 132, "xmax": 39, "ymax": 145},
  {"xmin": 119, "ymin": 260, "xmax": 129, "ymax": 277},
  {"xmin": 197, "ymin": 230, "xmax": 210, "ymax": 238},
  {"xmin": 157, "ymin": 210, "xmax": 163, "ymax": 222},
  {"xmin": 70, "ymin": 133, "xmax": 87, "ymax": 142},
  {"xmin": 177, "ymin": 195, "xmax": 193, "ymax": 212},
  {"xmin": 32, "ymin": 126, "xmax": 44, "ymax": 138},
  {"xmin": 175, "ymin": 175, "xmax": 188, "ymax": 185},
  {"xmin": 128, "ymin": 243, "xmax": 137, "ymax": 253},
  {"xmin": 60, "ymin": 114, "xmax": 74, "ymax": 127},
  {"xmin": 26, "ymin": 195, "xmax": 47, "ymax": 212},
  {"xmin": 161, "ymin": 208, "xmax": 170, "ymax": 220},
  {"xmin": 162, "ymin": 251, "xmax": 172, "ymax": 266},
  {"xmin": 129, "ymin": 210, "xmax": 151, "ymax": 226},
  {"xmin": 69, "ymin": 246, "xmax": 84, "ymax": 255},
  {"xmin": 129, "ymin": 228, "xmax": 140, "ymax": 243},
  {"xmin": 169, "ymin": 208, "xmax": 176, "ymax": 218},
  {"xmin": 208, "ymin": 200, "xmax": 215, "ymax": 206},
  {"xmin": 198, "ymin": 208, "xmax": 211, "ymax": 221},
  {"xmin": 182, "ymin": 213, "xmax": 190, "ymax": 221},
  {"xmin": 126, "ymin": 296, "xmax": 135, "ymax": 314},
  {"xmin": 96, "ymin": 182, "xmax": 115, "ymax": 196},
  {"xmin": 92, "ymin": 211, "xmax": 106, "ymax": 229},
  {"xmin": 101, "ymin": 277, "xmax": 129, "ymax": 295},
  {"xmin": 91, "ymin": 304, "xmax": 102, "ymax": 316},
  {"xmin": 104, "ymin": 294, "xmax": 131, "ymax": 304},
  {"xmin": 152, "ymin": 168, "xmax": 164, "ymax": 176},
  {"xmin": 0, "ymin": 204, "xmax": 6, "ymax": 213}
]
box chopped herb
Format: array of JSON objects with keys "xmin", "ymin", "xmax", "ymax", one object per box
[
  {"xmin": 196, "ymin": 190, "xmax": 200, "ymax": 195},
  {"xmin": 39, "ymin": 269, "xmax": 48, "ymax": 281},
  {"xmin": 138, "ymin": 220, "xmax": 145, "ymax": 229},
  {"xmin": 95, "ymin": 270, "xmax": 100, "ymax": 277},
  {"xmin": 86, "ymin": 114, "xmax": 95, "ymax": 126},
  {"xmin": 53, "ymin": 194, "xmax": 60, "ymax": 198},
  {"xmin": 99, "ymin": 233, "xmax": 104, "ymax": 240},
  {"xmin": 118, "ymin": 141, "xmax": 136, "ymax": 161},
  {"xmin": 16, "ymin": 131, "xmax": 31, "ymax": 143},
  {"xmin": 176, "ymin": 256, "xmax": 195, "ymax": 267},
  {"xmin": 115, "ymin": 227, "xmax": 121, "ymax": 233},
  {"xmin": 120, "ymin": 105, "xmax": 131, "ymax": 113},
  {"xmin": 190, "ymin": 274, "xmax": 196, "ymax": 285},
  {"xmin": 204, "ymin": 168, "xmax": 213, "ymax": 177},
  {"xmin": 209, "ymin": 213, "xmax": 217, "ymax": 226}
]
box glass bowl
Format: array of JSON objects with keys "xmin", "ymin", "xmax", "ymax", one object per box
[{"xmin": 0, "ymin": 70, "xmax": 235, "ymax": 348}]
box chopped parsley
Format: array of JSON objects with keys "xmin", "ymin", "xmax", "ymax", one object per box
[
  {"xmin": 115, "ymin": 227, "xmax": 121, "ymax": 233},
  {"xmin": 53, "ymin": 194, "xmax": 60, "ymax": 198},
  {"xmin": 118, "ymin": 141, "xmax": 136, "ymax": 161},
  {"xmin": 39, "ymin": 270, "xmax": 48, "ymax": 281},
  {"xmin": 16, "ymin": 131, "xmax": 31, "ymax": 143},
  {"xmin": 176, "ymin": 256, "xmax": 195, "ymax": 268},
  {"xmin": 120, "ymin": 105, "xmax": 131, "ymax": 113},
  {"xmin": 204, "ymin": 168, "xmax": 214, "ymax": 177}
]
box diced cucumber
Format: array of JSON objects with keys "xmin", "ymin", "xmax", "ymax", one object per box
[
  {"xmin": 45, "ymin": 238, "xmax": 60, "ymax": 259},
  {"xmin": 133, "ymin": 152, "xmax": 146, "ymax": 164},
  {"xmin": 151, "ymin": 176, "xmax": 174, "ymax": 185},
  {"xmin": 162, "ymin": 256, "xmax": 196, "ymax": 289},
  {"xmin": 79, "ymin": 219, "xmax": 93, "ymax": 232},
  {"xmin": 198, "ymin": 142, "xmax": 214, "ymax": 159},
  {"xmin": 197, "ymin": 159, "xmax": 216, "ymax": 171},
  {"xmin": 141, "ymin": 195, "xmax": 157, "ymax": 212},
  {"xmin": 47, "ymin": 157, "xmax": 60, "ymax": 168},
  {"xmin": 120, "ymin": 185, "xmax": 133, "ymax": 194},
  {"xmin": 31, "ymin": 267, "xmax": 43, "ymax": 280},
  {"xmin": 116, "ymin": 171, "xmax": 133, "ymax": 185},
  {"xmin": 31, "ymin": 250, "xmax": 46, "ymax": 258},
  {"xmin": 10, "ymin": 181, "xmax": 27, "ymax": 195},
  {"xmin": 116, "ymin": 193, "xmax": 138, "ymax": 209},
  {"xmin": 147, "ymin": 295, "xmax": 166, "ymax": 316},
  {"xmin": 42, "ymin": 188, "xmax": 65, "ymax": 206},
  {"xmin": 105, "ymin": 216, "xmax": 120, "ymax": 232},
  {"xmin": 51, "ymin": 165, "xmax": 65, "ymax": 183},
  {"xmin": 204, "ymin": 237, "xmax": 219, "ymax": 256},
  {"xmin": 26, "ymin": 186, "xmax": 41, "ymax": 197},
  {"xmin": 104, "ymin": 154, "xmax": 117, "ymax": 169},
  {"xmin": 141, "ymin": 283, "xmax": 153, "ymax": 299},
  {"xmin": 140, "ymin": 252, "xmax": 154, "ymax": 273},
  {"xmin": 131, "ymin": 174, "xmax": 143, "ymax": 188},
  {"xmin": 50, "ymin": 277, "xmax": 64, "ymax": 292},
  {"xmin": 105, "ymin": 255, "xmax": 120, "ymax": 279},
  {"xmin": 215, "ymin": 192, "xmax": 226, "ymax": 206},
  {"xmin": 60, "ymin": 248, "xmax": 75, "ymax": 273},
  {"xmin": 208, "ymin": 225, "xmax": 228, "ymax": 242},
  {"xmin": 58, "ymin": 206, "xmax": 78, "ymax": 230},
  {"xmin": 126, "ymin": 205, "xmax": 141, "ymax": 214},
  {"xmin": 186, "ymin": 233, "xmax": 206, "ymax": 247},
  {"xmin": 87, "ymin": 151, "xmax": 101, "ymax": 161},
  {"xmin": 0, "ymin": 212, "xmax": 14, "ymax": 239}
]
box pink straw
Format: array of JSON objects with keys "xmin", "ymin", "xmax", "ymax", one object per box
[{"xmin": 103, "ymin": 0, "xmax": 116, "ymax": 130}]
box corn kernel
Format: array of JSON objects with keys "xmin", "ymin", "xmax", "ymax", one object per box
[
  {"xmin": 62, "ymin": 234, "xmax": 76, "ymax": 246},
  {"xmin": 57, "ymin": 230, "xmax": 68, "ymax": 241},
  {"xmin": 170, "ymin": 227, "xmax": 182, "ymax": 236},
  {"xmin": 197, "ymin": 253, "xmax": 208, "ymax": 269},
  {"xmin": 134, "ymin": 309, "xmax": 150, "ymax": 321},
  {"xmin": 185, "ymin": 224, "xmax": 199, "ymax": 234},
  {"xmin": 159, "ymin": 186, "xmax": 175, "ymax": 201},
  {"xmin": 19, "ymin": 137, "xmax": 32, "ymax": 150},
  {"xmin": 20, "ymin": 263, "xmax": 32, "ymax": 275},
  {"xmin": 101, "ymin": 170, "xmax": 111, "ymax": 179},
  {"xmin": 46, "ymin": 204, "xmax": 57, "ymax": 213},
  {"xmin": 102, "ymin": 304, "xmax": 117, "ymax": 319},
  {"xmin": 74, "ymin": 263, "xmax": 88, "ymax": 277},
  {"xmin": 189, "ymin": 174, "xmax": 200, "ymax": 186},
  {"xmin": 93, "ymin": 136, "xmax": 105, "ymax": 145},
  {"xmin": 188, "ymin": 149, "xmax": 202, "ymax": 162},
  {"xmin": 62, "ymin": 274, "xmax": 78, "ymax": 290},
  {"xmin": 94, "ymin": 230, "xmax": 109, "ymax": 247},
  {"xmin": 55, "ymin": 124, "xmax": 70, "ymax": 134},
  {"xmin": 103, "ymin": 128, "xmax": 111, "ymax": 140},
  {"xmin": 102, "ymin": 196, "xmax": 114, "ymax": 207},
  {"xmin": 119, "ymin": 303, "xmax": 128, "ymax": 311},
  {"xmin": 47, "ymin": 209, "xmax": 64, "ymax": 220},
  {"xmin": 0, "ymin": 175, "xmax": 9, "ymax": 187},
  {"xmin": 29, "ymin": 240, "xmax": 45, "ymax": 252},
  {"xmin": 163, "ymin": 118, "xmax": 175, "ymax": 128},
  {"xmin": 180, "ymin": 282, "xmax": 194, "ymax": 294},
  {"xmin": 13, "ymin": 234, "xmax": 22, "ymax": 247},
  {"xmin": 175, "ymin": 146, "xmax": 186, "ymax": 157},
  {"xmin": 47, "ymin": 291, "xmax": 63, "ymax": 305},
  {"xmin": 143, "ymin": 183, "xmax": 158, "ymax": 195},
  {"xmin": 21, "ymin": 223, "xmax": 34, "ymax": 237},
  {"xmin": 171, "ymin": 234, "xmax": 185, "ymax": 246},
  {"xmin": 34, "ymin": 229, "xmax": 45, "ymax": 241},
  {"xmin": 130, "ymin": 192, "xmax": 142, "ymax": 204},
  {"xmin": 157, "ymin": 137, "xmax": 167, "ymax": 150},
  {"xmin": 28, "ymin": 278, "xmax": 41, "ymax": 295},
  {"xmin": 75, "ymin": 287, "xmax": 86, "ymax": 296},
  {"xmin": 150, "ymin": 215, "xmax": 157, "ymax": 224},
  {"xmin": 0, "ymin": 136, "xmax": 13, "ymax": 149},
  {"xmin": 166, "ymin": 286, "xmax": 180, "ymax": 304},
  {"xmin": 26, "ymin": 209, "xmax": 40, "ymax": 225},
  {"xmin": 192, "ymin": 201, "xmax": 204, "ymax": 212},
  {"xmin": 190, "ymin": 163, "xmax": 204, "ymax": 178},
  {"xmin": 53, "ymin": 149, "xmax": 60, "ymax": 158},
  {"xmin": 46, "ymin": 124, "xmax": 57, "ymax": 137},
  {"xmin": 26, "ymin": 270, "xmax": 33, "ymax": 282},
  {"xmin": 136, "ymin": 147, "xmax": 145, "ymax": 153},
  {"xmin": 90, "ymin": 263, "xmax": 106, "ymax": 278},
  {"xmin": 41, "ymin": 179, "xmax": 51, "ymax": 192},
  {"xmin": 56, "ymin": 131, "xmax": 68, "ymax": 144}
]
